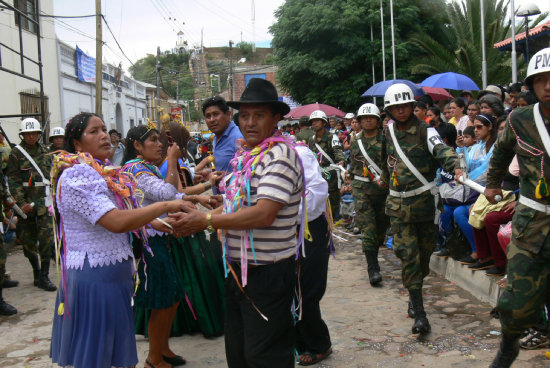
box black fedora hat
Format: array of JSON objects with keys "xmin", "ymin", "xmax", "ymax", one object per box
[{"xmin": 227, "ymin": 78, "xmax": 290, "ymax": 117}]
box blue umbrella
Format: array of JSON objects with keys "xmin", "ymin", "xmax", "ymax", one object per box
[
  {"xmin": 361, "ymin": 79, "xmax": 424, "ymax": 98},
  {"xmin": 419, "ymin": 72, "xmax": 480, "ymax": 91}
]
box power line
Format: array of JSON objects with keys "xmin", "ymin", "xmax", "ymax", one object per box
[{"xmin": 101, "ymin": 15, "xmax": 134, "ymax": 67}]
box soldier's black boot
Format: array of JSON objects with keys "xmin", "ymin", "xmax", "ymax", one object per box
[
  {"xmin": 37, "ymin": 261, "xmax": 56, "ymax": 292},
  {"xmin": 410, "ymin": 289, "xmax": 431, "ymax": 334},
  {"xmin": 365, "ymin": 252, "xmax": 382, "ymax": 286},
  {"xmin": 489, "ymin": 334, "xmax": 520, "ymax": 368},
  {"xmin": 28, "ymin": 254, "xmax": 41, "ymax": 286},
  {"xmin": 0, "ymin": 288, "xmax": 17, "ymax": 316},
  {"xmin": 408, "ymin": 295, "xmax": 415, "ymax": 318}
]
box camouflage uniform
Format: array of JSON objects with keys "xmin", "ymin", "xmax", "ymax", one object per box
[
  {"xmin": 486, "ymin": 105, "xmax": 550, "ymax": 337},
  {"xmin": 380, "ymin": 117, "xmax": 459, "ymax": 290},
  {"xmin": 6, "ymin": 141, "xmax": 55, "ymax": 290},
  {"xmin": 295, "ymin": 127, "xmax": 314, "ymax": 143},
  {"xmin": 308, "ymin": 131, "xmax": 345, "ymax": 220},
  {"xmin": 350, "ymin": 130, "xmax": 389, "ymax": 251},
  {"xmin": 0, "ymin": 169, "xmax": 8, "ymax": 286}
]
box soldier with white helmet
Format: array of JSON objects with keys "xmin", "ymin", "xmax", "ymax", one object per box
[
  {"xmin": 343, "ymin": 112, "xmax": 355, "ymax": 132},
  {"xmin": 49, "ymin": 126, "xmax": 65, "ymax": 151},
  {"xmin": 379, "ymin": 84, "xmax": 462, "ymax": 335},
  {"xmin": 308, "ymin": 110, "xmax": 345, "ymax": 221},
  {"xmin": 6, "ymin": 117, "xmax": 56, "ymax": 292},
  {"xmin": 485, "ymin": 47, "xmax": 550, "ymax": 368},
  {"xmin": 349, "ymin": 103, "xmax": 389, "ymax": 286}
]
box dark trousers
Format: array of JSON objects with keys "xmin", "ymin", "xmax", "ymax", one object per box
[
  {"xmin": 296, "ymin": 215, "xmax": 332, "ymax": 355},
  {"xmin": 473, "ymin": 210, "xmax": 512, "ymax": 268},
  {"xmin": 225, "ymin": 257, "xmax": 296, "ymax": 368}
]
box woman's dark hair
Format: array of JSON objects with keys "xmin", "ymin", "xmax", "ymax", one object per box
[
  {"xmin": 474, "ymin": 113, "xmax": 498, "ymax": 152},
  {"xmin": 479, "ymin": 94, "xmax": 505, "ymax": 118},
  {"xmin": 517, "ymin": 91, "xmax": 537, "ymax": 106},
  {"xmin": 159, "ymin": 122, "xmax": 190, "ymax": 159},
  {"xmin": 435, "ymin": 122, "xmax": 457, "ymax": 148},
  {"xmin": 64, "ymin": 112, "xmax": 101, "ymax": 153},
  {"xmin": 450, "ymin": 97, "xmax": 466, "ymax": 115},
  {"xmin": 123, "ymin": 124, "xmax": 159, "ymax": 164},
  {"xmin": 428, "ymin": 106, "xmax": 441, "ymax": 118},
  {"xmin": 417, "ymin": 94, "xmax": 434, "ymax": 108}
]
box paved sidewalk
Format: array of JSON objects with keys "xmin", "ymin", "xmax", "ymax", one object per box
[{"xmin": 1, "ymin": 232, "xmax": 549, "ymax": 367}]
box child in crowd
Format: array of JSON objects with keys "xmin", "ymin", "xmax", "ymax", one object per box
[
  {"xmin": 462, "ymin": 126, "xmax": 476, "ymax": 148},
  {"xmin": 340, "ymin": 173, "xmax": 355, "ymax": 230}
]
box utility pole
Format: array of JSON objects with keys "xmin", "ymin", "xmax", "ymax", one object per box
[
  {"xmin": 229, "ymin": 41, "xmax": 234, "ymax": 101},
  {"xmin": 156, "ymin": 46, "xmax": 161, "ymax": 129},
  {"xmin": 95, "ymin": 0, "xmax": 102, "ymax": 115}
]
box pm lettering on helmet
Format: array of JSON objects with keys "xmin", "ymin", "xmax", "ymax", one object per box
[
  {"xmin": 26, "ymin": 121, "xmax": 35, "ymax": 130},
  {"xmin": 395, "ymin": 92, "xmax": 412, "ymax": 102},
  {"xmin": 427, "ymin": 127, "xmax": 444, "ymax": 154},
  {"xmin": 534, "ymin": 52, "xmax": 550, "ymax": 70}
]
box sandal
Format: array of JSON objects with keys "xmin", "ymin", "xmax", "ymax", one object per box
[
  {"xmin": 145, "ymin": 359, "xmax": 172, "ymax": 368},
  {"xmin": 520, "ymin": 329, "xmax": 550, "ymax": 350},
  {"xmin": 298, "ymin": 347, "xmax": 333, "ymax": 366}
]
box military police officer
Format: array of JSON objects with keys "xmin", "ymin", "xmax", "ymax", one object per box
[
  {"xmin": 349, "ymin": 103, "xmax": 389, "ymax": 286},
  {"xmin": 49, "ymin": 126, "xmax": 65, "ymax": 152},
  {"xmin": 295, "ymin": 115, "xmax": 313, "ymax": 143},
  {"xmin": 308, "ymin": 110, "xmax": 345, "ymax": 220},
  {"xmin": 380, "ymin": 84, "xmax": 461, "ymax": 334},
  {"xmin": 6, "ymin": 118, "xmax": 56, "ymax": 292},
  {"xmin": 485, "ymin": 47, "xmax": 550, "ymax": 368}
]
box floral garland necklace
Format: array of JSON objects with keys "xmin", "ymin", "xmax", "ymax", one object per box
[
  {"xmin": 51, "ymin": 151, "xmax": 150, "ymax": 317},
  {"xmin": 219, "ymin": 135, "xmax": 310, "ymax": 289}
]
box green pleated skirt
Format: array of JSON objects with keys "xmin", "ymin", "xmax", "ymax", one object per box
[{"xmin": 134, "ymin": 231, "xmax": 225, "ymax": 337}]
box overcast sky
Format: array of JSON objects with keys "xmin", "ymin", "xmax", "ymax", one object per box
[
  {"xmin": 52, "ymin": 0, "xmax": 549, "ymax": 72},
  {"xmin": 53, "ymin": 0, "xmax": 285, "ymax": 69}
]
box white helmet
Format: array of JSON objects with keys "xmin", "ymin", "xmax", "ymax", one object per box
[
  {"xmin": 19, "ymin": 118, "xmax": 41, "ymax": 134},
  {"xmin": 384, "ymin": 83, "xmax": 416, "ymax": 110},
  {"xmin": 344, "ymin": 112, "xmax": 355, "ymax": 119},
  {"xmin": 356, "ymin": 103, "xmax": 380, "ymax": 119},
  {"xmin": 525, "ymin": 47, "xmax": 550, "ymax": 91},
  {"xmin": 50, "ymin": 127, "xmax": 65, "ymax": 139},
  {"xmin": 309, "ymin": 110, "xmax": 328, "ymax": 123}
]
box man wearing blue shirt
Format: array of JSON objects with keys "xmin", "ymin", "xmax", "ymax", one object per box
[{"xmin": 201, "ymin": 96, "xmax": 243, "ymax": 173}]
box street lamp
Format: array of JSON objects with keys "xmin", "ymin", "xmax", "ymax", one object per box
[{"xmin": 517, "ymin": 2, "xmax": 541, "ymax": 62}]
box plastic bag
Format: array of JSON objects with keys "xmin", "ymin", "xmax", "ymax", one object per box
[{"xmin": 497, "ymin": 221, "xmax": 513, "ymax": 251}]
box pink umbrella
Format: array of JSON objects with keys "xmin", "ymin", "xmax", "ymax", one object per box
[
  {"xmin": 420, "ymin": 86, "xmax": 454, "ymax": 101},
  {"xmin": 285, "ymin": 103, "xmax": 346, "ymax": 119}
]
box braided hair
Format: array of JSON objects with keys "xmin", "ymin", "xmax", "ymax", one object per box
[
  {"xmin": 123, "ymin": 125, "xmax": 159, "ymax": 164},
  {"xmin": 64, "ymin": 112, "xmax": 101, "ymax": 153}
]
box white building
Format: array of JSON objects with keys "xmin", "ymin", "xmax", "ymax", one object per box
[
  {"xmin": 0, "ymin": 0, "xmax": 62, "ymax": 142},
  {"xmin": 57, "ymin": 41, "xmax": 147, "ymax": 135}
]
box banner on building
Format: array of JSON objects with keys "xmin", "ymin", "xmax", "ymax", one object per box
[
  {"xmin": 279, "ymin": 96, "xmax": 301, "ymax": 110},
  {"xmin": 75, "ymin": 46, "xmax": 96, "ymax": 83}
]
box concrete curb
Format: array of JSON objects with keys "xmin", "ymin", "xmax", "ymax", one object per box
[{"xmin": 430, "ymin": 255, "xmax": 503, "ymax": 307}]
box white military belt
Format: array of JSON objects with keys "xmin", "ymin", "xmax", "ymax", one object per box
[
  {"xmin": 389, "ymin": 182, "xmax": 437, "ymax": 198},
  {"xmin": 354, "ymin": 176, "xmax": 371, "ymax": 183},
  {"xmin": 23, "ymin": 182, "xmax": 46, "ymax": 187},
  {"xmin": 519, "ymin": 195, "xmax": 550, "ymax": 214}
]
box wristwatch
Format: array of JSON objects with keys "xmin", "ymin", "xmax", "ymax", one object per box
[{"xmin": 206, "ymin": 213, "xmax": 215, "ymax": 233}]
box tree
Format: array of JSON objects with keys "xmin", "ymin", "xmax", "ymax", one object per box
[
  {"xmin": 270, "ymin": 0, "xmax": 449, "ymax": 111},
  {"xmin": 408, "ymin": 0, "xmax": 547, "ymax": 86}
]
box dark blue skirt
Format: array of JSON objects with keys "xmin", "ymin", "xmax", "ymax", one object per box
[{"xmin": 50, "ymin": 257, "xmax": 138, "ymax": 368}]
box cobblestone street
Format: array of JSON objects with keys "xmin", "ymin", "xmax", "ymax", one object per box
[{"xmin": 0, "ymin": 231, "xmax": 548, "ymax": 367}]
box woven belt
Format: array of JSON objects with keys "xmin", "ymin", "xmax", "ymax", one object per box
[
  {"xmin": 519, "ymin": 195, "xmax": 550, "ymax": 214},
  {"xmin": 389, "ymin": 182, "xmax": 437, "ymax": 198},
  {"xmin": 354, "ymin": 176, "xmax": 371, "ymax": 183},
  {"xmin": 23, "ymin": 182, "xmax": 45, "ymax": 187}
]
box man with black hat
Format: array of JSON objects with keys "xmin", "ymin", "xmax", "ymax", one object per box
[{"xmin": 171, "ymin": 78, "xmax": 304, "ymax": 368}]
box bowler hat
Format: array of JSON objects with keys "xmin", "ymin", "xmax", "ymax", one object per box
[{"xmin": 227, "ymin": 78, "xmax": 290, "ymax": 117}]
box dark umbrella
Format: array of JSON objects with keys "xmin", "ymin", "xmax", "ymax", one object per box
[
  {"xmin": 361, "ymin": 79, "xmax": 424, "ymax": 98},
  {"xmin": 419, "ymin": 72, "xmax": 480, "ymax": 91}
]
